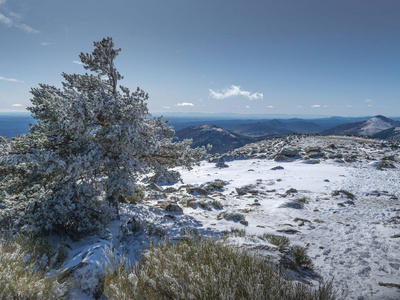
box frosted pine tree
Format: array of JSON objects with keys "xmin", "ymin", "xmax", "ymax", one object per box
[{"xmin": 0, "ymin": 37, "xmax": 205, "ymax": 238}]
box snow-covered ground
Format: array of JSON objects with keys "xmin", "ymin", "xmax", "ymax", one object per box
[
  {"xmin": 173, "ymin": 159, "xmax": 400, "ymax": 300},
  {"xmin": 63, "ymin": 136, "xmax": 400, "ymax": 299}
]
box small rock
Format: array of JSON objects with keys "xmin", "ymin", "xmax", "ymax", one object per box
[
  {"xmin": 271, "ymin": 166, "xmax": 284, "ymax": 170},
  {"xmin": 164, "ymin": 187, "xmax": 177, "ymax": 193},
  {"xmin": 186, "ymin": 186, "xmax": 207, "ymax": 195},
  {"xmin": 236, "ymin": 187, "xmax": 247, "ymax": 195},
  {"xmin": 240, "ymin": 220, "xmax": 249, "ymax": 226},
  {"xmin": 147, "ymin": 182, "xmax": 164, "ymax": 192},
  {"xmin": 247, "ymin": 189, "xmax": 259, "ymax": 194},
  {"xmin": 286, "ymin": 188, "xmax": 298, "ymax": 195},
  {"xmin": 280, "ymin": 148, "xmax": 300, "ymax": 157},
  {"xmin": 293, "ymin": 218, "xmax": 311, "ymax": 223},
  {"xmin": 314, "ymin": 219, "xmax": 325, "ymax": 223},
  {"xmin": 165, "ymin": 203, "xmax": 183, "ymax": 214}
]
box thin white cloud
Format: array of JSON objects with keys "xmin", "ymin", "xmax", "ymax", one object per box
[
  {"xmin": 0, "ymin": 76, "xmax": 24, "ymax": 83},
  {"xmin": 311, "ymin": 104, "xmax": 321, "ymax": 108},
  {"xmin": 245, "ymin": 105, "xmax": 250, "ymax": 109},
  {"xmin": 163, "ymin": 106, "xmax": 171, "ymax": 109},
  {"xmin": 73, "ymin": 60, "xmax": 84, "ymax": 65},
  {"xmin": 15, "ymin": 23, "xmax": 38, "ymax": 33},
  {"xmin": 209, "ymin": 85, "xmax": 263, "ymax": 100},
  {"xmin": 0, "ymin": 0, "xmax": 7, "ymax": 5},
  {"xmin": 176, "ymin": 102, "xmax": 194, "ymax": 107},
  {"xmin": 41, "ymin": 42, "xmax": 50, "ymax": 46},
  {"xmin": 266, "ymin": 105, "xmax": 274, "ymax": 108},
  {"xmin": 9, "ymin": 12, "xmax": 21, "ymax": 19},
  {"xmin": 0, "ymin": 11, "xmax": 38, "ymax": 33},
  {"xmin": 0, "ymin": 12, "xmax": 12, "ymax": 24},
  {"xmin": 12, "ymin": 103, "xmax": 22, "ymax": 107},
  {"xmin": 365, "ymin": 98, "xmax": 373, "ymax": 103}
]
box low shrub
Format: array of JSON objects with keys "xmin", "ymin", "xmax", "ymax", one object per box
[
  {"xmin": 224, "ymin": 227, "xmax": 247, "ymax": 237},
  {"xmin": 260, "ymin": 233, "xmax": 291, "ymax": 250},
  {"xmin": 0, "ymin": 233, "xmax": 71, "ymax": 300},
  {"xmin": 126, "ymin": 185, "xmax": 145, "ymax": 203},
  {"xmin": 103, "ymin": 238, "xmax": 335, "ymax": 300},
  {"xmin": 217, "ymin": 211, "xmax": 245, "ymax": 222},
  {"xmin": 291, "ymin": 245, "xmax": 314, "ymax": 269}
]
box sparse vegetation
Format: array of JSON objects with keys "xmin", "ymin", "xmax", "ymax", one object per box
[
  {"xmin": 331, "ymin": 190, "xmax": 355, "ymax": 199},
  {"xmin": 125, "ymin": 185, "xmax": 145, "ymax": 203},
  {"xmin": 224, "ymin": 227, "xmax": 247, "ymax": 237},
  {"xmin": 211, "ymin": 199, "xmax": 224, "ymax": 209},
  {"xmin": 122, "ymin": 217, "xmax": 167, "ymax": 238},
  {"xmin": 103, "ymin": 238, "xmax": 335, "ymax": 300},
  {"xmin": 217, "ymin": 211, "xmax": 246, "ymax": 222},
  {"xmin": 0, "ymin": 233, "xmax": 71, "ymax": 299},
  {"xmin": 291, "ymin": 245, "xmax": 314, "ymax": 269},
  {"xmin": 259, "ymin": 233, "xmax": 291, "ymax": 250}
]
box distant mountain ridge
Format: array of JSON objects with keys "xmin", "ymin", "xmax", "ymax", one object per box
[
  {"xmin": 231, "ymin": 119, "xmax": 323, "ymax": 137},
  {"xmin": 175, "ymin": 124, "xmax": 256, "ymax": 154},
  {"xmin": 321, "ymin": 115, "xmax": 400, "ymax": 139},
  {"xmin": 175, "ymin": 115, "xmax": 400, "ymax": 154}
]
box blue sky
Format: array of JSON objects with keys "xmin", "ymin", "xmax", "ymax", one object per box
[{"xmin": 1, "ymin": 0, "xmax": 400, "ymax": 117}]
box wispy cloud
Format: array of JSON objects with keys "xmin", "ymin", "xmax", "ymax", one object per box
[
  {"xmin": 73, "ymin": 60, "xmax": 84, "ymax": 65},
  {"xmin": 163, "ymin": 106, "xmax": 171, "ymax": 109},
  {"xmin": 0, "ymin": 12, "xmax": 12, "ymax": 24},
  {"xmin": 15, "ymin": 23, "xmax": 38, "ymax": 33},
  {"xmin": 0, "ymin": 10, "xmax": 39, "ymax": 33},
  {"xmin": 41, "ymin": 42, "xmax": 50, "ymax": 46},
  {"xmin": 176, "ymin": 102, "xmax": 194, "ymax": 107},
  {"xmin": 311, "ymin": 104, "xmax": 321, "ymax": 108},
  {"xmin": 0, "ymin": 76, "xmax": 24, "ymax": 83},
  {"xmin": 266, "ymin": 105, "xmax": 274, "ymax": 108},
  {"xmin": 209, "ymin": 85, "xmax": 263, "ymax": 100},
  {"xmin": 12, "ymin": 103, "xmax": 22, "ymax": 107},
  {"xmin": 0, "ymin": 0, "xmax": 7, "ymax": 6}
]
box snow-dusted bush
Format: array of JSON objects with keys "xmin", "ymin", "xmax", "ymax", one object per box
[
  {"xmin": 0, "ymin": 37, "xmax": 205, "ymax": 238},
  {"xmin": 103, "ymin": 238, "xmax": 335, "ymax": 300},
  {"xmin": 0, "ymin": 233, "xmax": 71, "ymax": 299},
  {"xmin": 291, "ymin": 245, "xmax": 314, "ymax": 269},
  {"xmin": 260, "ymin": 233, "xmax": 291, "ymax": 250},
  {"xmin": 125, "ymin": 186, "xmax": 145, "ymax": 204},
  {"xmin": 217, "ymin": 210, "xmax": 246, "ymax": 222}
]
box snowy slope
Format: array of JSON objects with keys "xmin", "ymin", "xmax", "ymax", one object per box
[
  {"xmin": 322, "ymin": 115, "xmax": 400, "ymax": 138},
  {"xmin": 61, "ymin": 135, "xmax": 400, "ymax": 300},
  {"xmin": 360, "ymin": 116, "xmax": 397, "ymax": 136}
]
